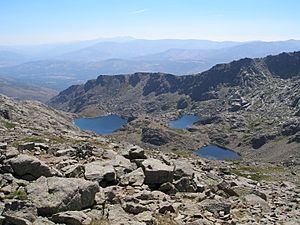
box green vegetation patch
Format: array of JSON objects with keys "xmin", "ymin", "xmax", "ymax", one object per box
[
  {"xmin": 169, "ymin": 128, "xmax": 188, "ymax": 135},
  {"xmin": 231, "ymin": 165, "xmax": 285, "ymax": 182},
  {"xmin": 90, "ymin": 218, "xmax": 109, "ymax": 225},
  {"xmin": 3, "ymin": 121, "xmax": 16, "ymax": 129},
  {"xmin": 4, "ymin": 189, "xmax": 28, "ymax": 200},
  {"xmin": 22, "ymin": 136, "xmax": 47, "ymax": 143}
]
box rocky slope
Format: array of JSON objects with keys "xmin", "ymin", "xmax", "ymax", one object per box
[
  {"xmin": 0, "ymin": 95, "xmax": 299, "ymax": 224},
  {"xmin": 49, "ymin": 52, "xmax": 300, "ymax": 162}
]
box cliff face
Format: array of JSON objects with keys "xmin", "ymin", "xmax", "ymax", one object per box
[{"xmin": 48, "ymin": 51, "xmax": 300, "ymax": 116}]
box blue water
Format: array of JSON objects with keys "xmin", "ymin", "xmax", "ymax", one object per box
[
  {"xmin": 169, "ymin": 115, "xmax": 200, "ymax": 129},
  {"xmin": 194, "ymin": 144, "xmax": 241, "ymax": 160},
  {"xmin": 74, "ymin": 115, "xmax": 127, "ymax": 134}
]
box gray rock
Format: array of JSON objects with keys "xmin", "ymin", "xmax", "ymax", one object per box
[
  {"xmin": 18, "ymin": 142, "xmax": 35, "ymax": 151},
  {"xmin": 159, "ymin": 182, "xmax": 178, "ymax": 195},
  {"xmin": 141, "ymin": 128, "xmax": 170, "ymax": 146},
  {"xmin": 141, "ymin": 158, "xmax": 174, "ymax": 185},
  {"xmin": 120, "ymin": 167, "xmax": 145, "ymax": 186},
  {"xmin": 113, "ymin": 155, "xmax": 136, "ymax": 175},
  {"xmin": 55, "ymin": 148, "xmax": 76, "ymax": 157},
  {"xmin": 123, "ymin": 202, "xmax": 149, "ymax": 215},
  {"xmin": 0, "ymin": 108, "xmax": 12, "ymax": 120},
  {"xmin": 9, "ymin": 154, "xmax": 58, "ymax": 180},
  {"xmin": 158, "ymin": 204, "xmax": 175, "ymax": 214},
  {"xmin": 2, "ymin": 200, "xmax": 38, "ymax": 225},
  {"xmin": 108, "ymin": 205, "xmax": 133, "ymax": 225},
  {"xmin": 51, "ymin": 211, "xmax": 92, "ymax": 225},
  {"xmin": 231, "ymin": 186, "xmax": 267, "ymax": 200},
  {"xmin": 62, "ymin": 164, "xmax": 85, "ymax": 178},
  {"xmin": 135, "ymin": 211, "xmax": 153, "ymax": 224},
  {"xmin": 174, "ymin": 177, "xmax": 197, "ymax": 192},
  {"xmin": 172, "ymin": 159, "xmax": 194, "ymax": 179},
  {"xmin": 5, "ymin": 147, "xmax": 19, "ymax": 159},
  {"xmin": 243, "ymin": 194, "xmax": 270, "ymax": 211},
  {"xmin": 201, "ymin": 199, "xmax": 231, "ymax": 214},
  {"xmin": 0, "ymin": 143, "xmax": 7, "ymax": 150},
  {"xmin": 27, "ymin": 176, "xmax": 99, "ymax": 216},
  {"xmin": 33, "ymin": 217, "xmax": 57, "ymax": 225},
  {"xmin": 34, "ymin": 143, "xmax": 49, "ymax": 151},
  {"xmin": 84, "ymin": 160, "xmax": 116, "ymax": 186},
  {"xmin": 123, "ymin": 145, "xmax": 147, "ymax": 160}
]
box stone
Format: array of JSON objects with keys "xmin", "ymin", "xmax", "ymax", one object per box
[
  {"xmin": 84, "ymin": 160, "xmax": 116, "ymax": 186},
  {"xmin": 158, "ymin": 204, "xmax": 175, "ymax": 214},
  {"xmin": 141, "ymin": 128, "xmax": 170, "ymax": 146},
  {"xmin": 2, "ymin": 200, "xmax": 38, "ymax": 225},
  {"xmin": 8, "ymin": 154, "xmax": 58, "ymax": 180},
  {"xmin": 159, "ymin": 182, "xmax": 178, "ymax": 195},
  {"xmin": 51, "ymin": 211, "xmax": 92, "ymax": 225},
  {"xmin": 120, "ymin": 167, "xmax": 145, "ymax": 186},
  {"xmin": 27, "ymin": 176, "xmax": 99, "ymax": 216},
  {"xmin": 201, "ymin": 199, "xmax": 231, "ymax": 214},
  {"xmin": 18, "ymin": 142, "xmax": 35, "ymax": 151},
  {"xmin": 5, "ymin": 147, "xmax": 19, "ymax": 159},
  {"xmin": 107, "ymin": 205, "xmax": 133, "ymax": 225},
  {"xmin": 0, "ymin": 143, "xmax": 7, "ymax": 150},
  {"xmin": 33, "ymin": 217, "xmax": 56, "ymax": 225},
  {"xmin": 217, "ymin": 181, "xmax": 238, "ymax": 197},
  {"xmin": 141, "ymin": 158, "xmax": 174, "ymax": 185},
  {"xmin": 135, "ymin": 211, "xmax": 153, "ymax": 224},
  {"xmin": 172, "ymin": 159, "xmax": 194, "ymax": 179},
  {"xmin": 174, "ymin": 177, "xmax": 197, "ymax": 192},
  {"xmin": 0, "ymin": 108, "xmax": 12, "ymax": 120},
  {"xmin": 34, "ymin": 143, "xmax": 49, "ymax": 151},
  {"xmin": 113, "ymin": 155, "xmax": 136, "ymax": 174},
  {"xmin": 55, "ymin": 148, "xmax": 76, "ymax": 157},
  {"xmin": 243, "ymin": 194, "xmax": 270, "ymax": 212},
  {"xmin": 231, "ymin": 186, "xmax": 267, "ymax": 200},
  {"xmin": 123, "ymin": 145, "xmax": 147, "ymax": 160},
  {"xmin": 123, "ymin": 202, "xmax": 149, "ymax": 215},
  {"xmin": 62, "ymin": 164, "xmax": 85, "ymax": 178}
]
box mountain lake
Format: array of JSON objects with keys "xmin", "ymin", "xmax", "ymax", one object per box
[
  {"xmin": 169, "ymin": 115, "xmax": 200, "ymax": 129},
  {"xmin": 194, "ymin": 144, "xmax": 241, "ymax": 160},
  {"xmin": 74, "ymin": 115, "xmax": 127, "ymax": 134}
]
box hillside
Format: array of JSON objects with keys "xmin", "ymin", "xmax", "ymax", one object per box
[
  {"xmin": 49, "ymin": 52, "xmax": 300, "ymax": 162},
  {"xmin": 0, "ymin": 95, "xmax": 299, "ymax": 224}
]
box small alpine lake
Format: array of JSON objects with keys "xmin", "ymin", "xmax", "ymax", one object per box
[
  {"xmin": 194, "ymin": 144, "xmax": 241, "ymax": 160},
  {"xmin": 169, "ymin": 115, "xmax": 200, "ymax": 129},
  {"xmin": 74, "ymin": 114, "xmax": 127, "ymax": 135}
]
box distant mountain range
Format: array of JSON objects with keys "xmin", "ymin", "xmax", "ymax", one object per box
[{"xmin": 1, "ymin": 38, "xmax": 300, "ymax": 100}]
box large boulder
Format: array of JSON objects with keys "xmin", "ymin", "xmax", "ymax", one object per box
[
  {"xmin": 201, "ymin": 199, "xmax": 231, "ymax": 214},
  {"xmin": 27, "ymin": 176, "xmax": 99, "ymax": 216},
  {"xmin": 122, "ymin": 145, "xmax": 147, "ymax": 160},
  {"xmin": 2, "ymin": 200, "xmax": 38, "ymax": 225},
  {"xmin": 51, "ymin": 211, "xmax": 92, "ymax": 225},
  {"xmin": 140, "ymin": 158, "xmax": 174, "ymax": 185},
  {"xmin": 84, "ymin": 160, "xmax": 116, "ymax": 186},
  {"xmin": 174, "ymin": 177, "xmax": 197, "ymax": 192},
  {"xmin": 8, "ymin": 154, "xmax": 58, "ymax": 180},
  {"xmin": 231, "ymin": 186, "xmax": 267, "ymax": 200},
  {"xmin": 120, "ymin": 168, "xmax": 145, "ymax": 186},
  {"xmin": 172, "ymin": 159, "xmax": 194, "ymax": 179},
  {"xmin": 141, "ymin": 128, "xmax": 170, "ymax": 146}
]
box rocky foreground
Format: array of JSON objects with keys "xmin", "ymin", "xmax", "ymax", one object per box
[{"xmin": 0, "ymin": 95, "xmax": 300, "ymax": 225}]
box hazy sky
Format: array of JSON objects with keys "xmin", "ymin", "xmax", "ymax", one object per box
[{"xmin": 1, "ymin": 0, "xmax": 299, "ymax": 45}]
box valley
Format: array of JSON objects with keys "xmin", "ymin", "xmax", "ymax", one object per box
[{"xmin": 49, "ymin": 51, "xmax": 300, "ymax": 163}]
